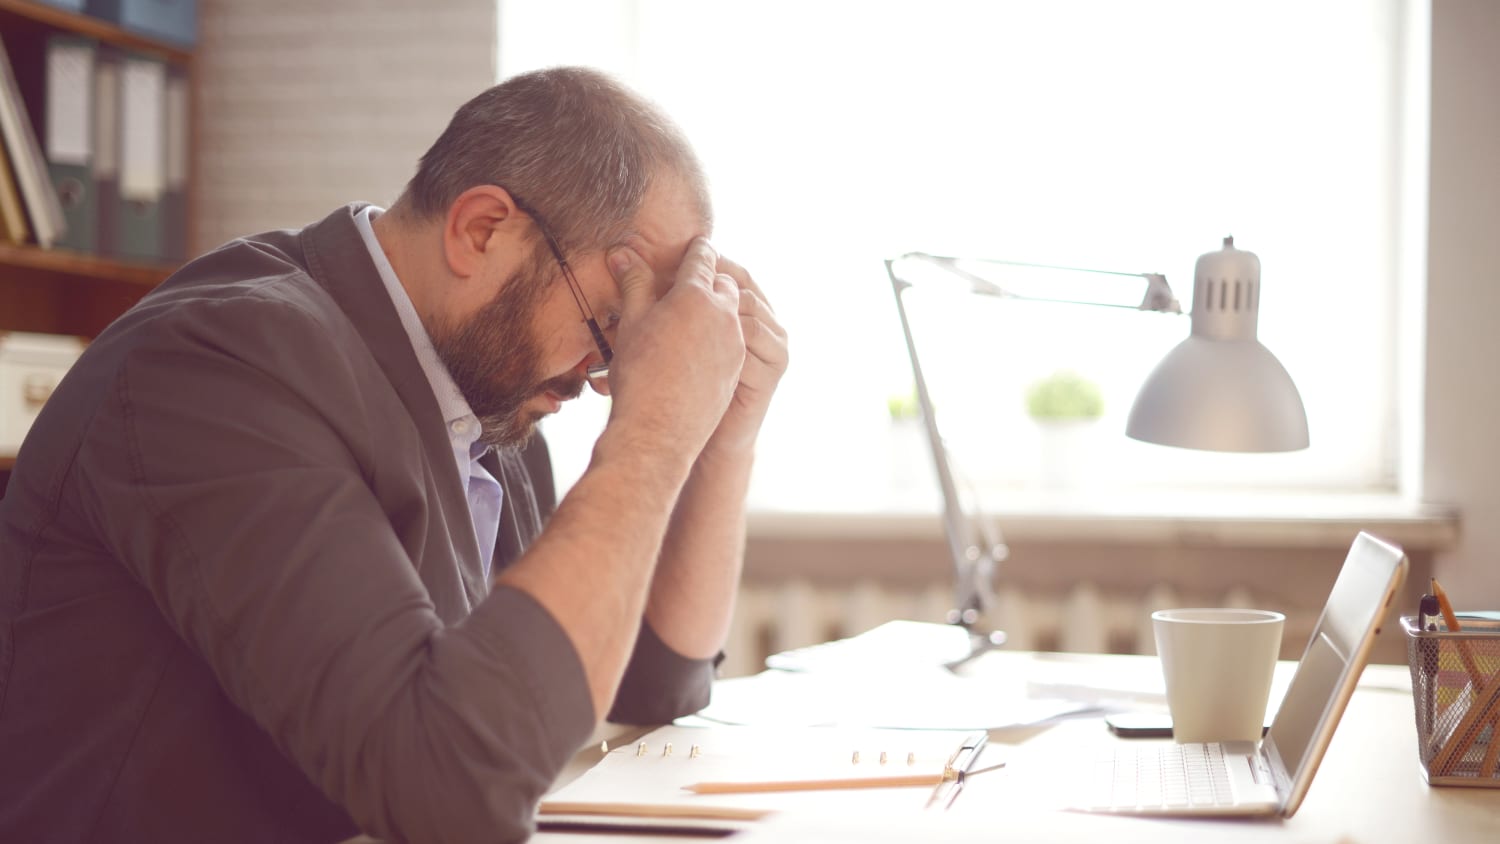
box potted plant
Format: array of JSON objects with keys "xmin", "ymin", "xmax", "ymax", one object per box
[
  {"xmin": 886, "ymin": 385, "xmax": 929, "ymax": 490},
  {"xmin": 1024, "ymin": 370, "xmax": 1104, "ymax": 488}
]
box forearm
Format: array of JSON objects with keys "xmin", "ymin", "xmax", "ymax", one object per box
[
  {"xmin": 497, "ymin": 422, "xmax": 698, "ymax": 719},
  {"xmin": 645, "ymin": 444, "xmax": 755, "ymax": 659}
]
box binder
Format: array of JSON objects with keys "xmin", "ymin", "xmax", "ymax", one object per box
[
  {"xmin": 115, "ymin": 53, "xmax": 165, "ymax": 261},
  {"xmin": 0, "ymin": 141, "xmax": 30, "ymax": 244},
  {"xmin": 37, "ymin": 36, "xmax": 99, "ymax": 254},
  {"xmin": 6, "ymin": 33, "xmax": 96, "ymax": 253},
  {"xmin": 160, "ymin": 64, "xmax": 188, "ymax": 261},
  {"xmin": 93, "ymin": 46, "xmax": 121, "ymax": 257},
  {"xmin": 86, "ymin": 0, "xmax": 198, "ymax": 48},
  {"xmin": 0, "ymin": 36, "xmax": 67, "ymax": 247}
]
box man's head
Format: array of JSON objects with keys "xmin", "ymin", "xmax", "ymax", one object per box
[{"xmin": 389, "ymin": 67, "xmax": 712, "ymax": 447}]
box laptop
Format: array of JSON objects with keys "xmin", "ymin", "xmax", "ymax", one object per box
[{"xmin": 1083, "ymin": 530, "xmax": 1408, "ymax": 817}]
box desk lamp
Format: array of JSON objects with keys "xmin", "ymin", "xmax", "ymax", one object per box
[{"xmin": 884, "ymin": 236, "xmax": 1308, "ymax": 665}]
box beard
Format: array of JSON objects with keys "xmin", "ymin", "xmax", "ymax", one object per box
[{"xmin": 429, "ymin": 259, "xmax": 587, "ymax": 449}]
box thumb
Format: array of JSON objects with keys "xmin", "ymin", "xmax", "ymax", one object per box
[{"xmin": 608, "ymin": 245, "xmax": 655, "ymax": 321}]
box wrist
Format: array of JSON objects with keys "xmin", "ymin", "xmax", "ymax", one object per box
[{"xmin": 591, "ymin": 419, "xmax": 700, "ymax": 498}]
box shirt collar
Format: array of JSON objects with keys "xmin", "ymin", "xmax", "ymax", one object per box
[{"xmin": 353, "ymin": 205, "xmax": 483, "ymax": 448}]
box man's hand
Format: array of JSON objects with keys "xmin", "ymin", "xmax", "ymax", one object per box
[
  {"xmin": 700, "ymin": 254, "xmax": 788, "ymax": 458},
  {"xmin": 604, "ymin": 238, "xmax": 745, "ymax": 464}
]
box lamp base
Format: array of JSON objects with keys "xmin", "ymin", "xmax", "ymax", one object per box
[{"xmin": 944, "ymin": 626, "xmax": 1007, "ymax": 672}]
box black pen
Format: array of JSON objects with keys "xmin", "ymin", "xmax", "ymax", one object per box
[
  {"xmin": 1418, "ymin": 591, "xmax": 1440, "ymax": 755},
  {"xmin": 925, "ymin": 731, "xmax": 989, "ymax": 810}
]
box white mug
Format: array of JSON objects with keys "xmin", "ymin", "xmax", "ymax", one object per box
[{"xmin": 1152, "ymin": 608, "xmax": 1285, "ymax": 744}]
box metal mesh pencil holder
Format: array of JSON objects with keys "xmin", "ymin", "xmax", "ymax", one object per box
[{"xmin": 1402, "ymin": 615, "xmax": 1500, "ymax": 787}]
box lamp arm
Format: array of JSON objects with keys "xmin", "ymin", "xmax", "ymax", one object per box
[
  {"xmin": 897, "ymin": 252, "xmax": 1182, "ymax": 315},
  {"xmin": 884, "ymin": 259, "xmax": 1000, "ymax": 632}
]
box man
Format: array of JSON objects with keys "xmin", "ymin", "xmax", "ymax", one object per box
[{"xmin": 0, "ymin": 67, "xmax": 787, "ymax": 844}]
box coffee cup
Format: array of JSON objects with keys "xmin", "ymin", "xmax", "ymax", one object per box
[{"xmin": 1152, "ymin": 608, "xmax": 1285, "ymax": 743}]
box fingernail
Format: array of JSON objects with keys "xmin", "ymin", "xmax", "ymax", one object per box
[{"xmin": 608, "ymin": 247, "xmax": 634, "ymax": 276}]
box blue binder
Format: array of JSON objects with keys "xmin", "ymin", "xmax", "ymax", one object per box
[{"xmin": 86, "ymin": 0, "xmax": 197, "ymax": 48}]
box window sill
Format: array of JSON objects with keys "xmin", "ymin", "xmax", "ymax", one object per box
[{"xmin": 747, "ymin": 489, "xmax": 1460, "ymax": 551}]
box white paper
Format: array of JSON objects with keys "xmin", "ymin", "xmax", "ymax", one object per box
[
  {"xmin": 45, "ymin": 42, "xmax": 92, "ymax": 166},
  {"xmin": 120, "ymin": 59, "xmax": 165, "ymax": 202},
  {"xmin": 690, "ymin": 668, "xmax": 1097, "ymax": 731},
  {"xmin": 765, "ymin": 620, "xmax": 976, "ymax": 673}
]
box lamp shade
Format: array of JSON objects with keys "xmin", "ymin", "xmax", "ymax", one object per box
[{"xmin": 1125, "ymin": 237, "xmax": 1309, "ymax": 452}]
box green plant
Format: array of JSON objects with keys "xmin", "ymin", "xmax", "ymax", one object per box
[
  {"xmin": 1025, "ymin": 370, "xmax": 1104, "ymax": 421},
  {"xmin": 887, "ymin": 387, "xmax": 920, "ymax": 422}
]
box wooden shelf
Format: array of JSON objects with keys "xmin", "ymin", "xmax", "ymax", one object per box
[
  {"xmin": 0, "ymin": 242, "xmax": 175, "ymax": 287},
  {"xmin": 0, "ymin": 0, "xmax": 192, "ymax": 63},
  {"xmin": 0, "ymin": 0, "xmax": 192, "ymax": 340}
]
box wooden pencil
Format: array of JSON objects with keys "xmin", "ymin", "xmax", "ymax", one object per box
[{"xmin": 683, "ymin": 772, "xmax": 950, "ymax": 795}]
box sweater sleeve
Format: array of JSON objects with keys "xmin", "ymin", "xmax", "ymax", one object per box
[
  {"xmin": 75, "ymin": 295, "xmax": 595, "ymax": 844},
  {"xmin": 607, "ymin": 621, "xmax": 719, "ymax": 725}
]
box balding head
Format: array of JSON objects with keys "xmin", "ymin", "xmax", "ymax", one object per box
[{"xmin": 395, "ymin": 67, "xmax": 710, "ymax": 256}]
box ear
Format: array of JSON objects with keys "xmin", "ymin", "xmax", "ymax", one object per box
[{"xmin": 441, "ymin": 185, "xmax": 520, "ymax": 279}]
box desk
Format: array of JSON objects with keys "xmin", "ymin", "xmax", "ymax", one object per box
[{"xmin": 535, "ymin": 651, "xmax": 1500, "ymax": 843}]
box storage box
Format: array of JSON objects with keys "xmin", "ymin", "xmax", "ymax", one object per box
[
  {"xmin": 0, "ymin": 332, "xmax": 86, "ymax": 455},
  {"xmin": 86, "ymin": 0, "xmax": 197, "ymax": 47},
  {"xmin": 1403, "ymin": 615, "xmax": 1500, "ymax": 787}
]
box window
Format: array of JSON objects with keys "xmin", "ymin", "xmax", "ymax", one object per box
[{"xmin": 505, "ymin": 0, "xmax": 1411, "ymax": 512}]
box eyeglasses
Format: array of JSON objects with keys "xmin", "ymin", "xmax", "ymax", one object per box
[{"xmin": 510, "ymin": 196, "xmax": 613, "ymax": 383}]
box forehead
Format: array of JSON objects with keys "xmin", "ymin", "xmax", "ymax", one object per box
[{"xmin": 627, "ymin": 175, "xmax": 711, "ymax": 283}]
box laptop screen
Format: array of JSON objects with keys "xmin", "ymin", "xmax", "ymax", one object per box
[{"xmin": 1262, "ymin": 533, "xmax": 1406, "ymax": 800}]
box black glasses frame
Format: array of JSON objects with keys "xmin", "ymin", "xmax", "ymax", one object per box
[{"xmin": 510, "ymin": 196, "xmax": 613, "ymax": 382}]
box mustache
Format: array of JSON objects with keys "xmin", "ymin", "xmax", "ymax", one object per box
[{"xmin": 538, "ymin": 373, "xmax": 586, "ymax": 401}]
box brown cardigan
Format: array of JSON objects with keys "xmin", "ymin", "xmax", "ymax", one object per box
[{"xmin": 0, "ymin": 204, "xmax": 712, "ymax": 844}]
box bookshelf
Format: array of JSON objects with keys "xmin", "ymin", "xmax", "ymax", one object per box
[{"xmin": 0, "ymin": 0, "xmax": 193, "ymax": 489}]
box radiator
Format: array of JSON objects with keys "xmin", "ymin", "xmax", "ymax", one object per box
[{"xmin": 721, "ymin": 579, "xmax": 1277, "ymax": 678}]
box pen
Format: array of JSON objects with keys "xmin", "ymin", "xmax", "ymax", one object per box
[
  {"xmin": 925, "ymin": 730, "xmax": 989, "ymax": 810},
  {"xmin": 1419, "ymin": 592, "xmax": 1440, "ymax": 632},
  {"xmin": 1418, "ymin": 591, "xmax": 1440, "ymax": 754}
]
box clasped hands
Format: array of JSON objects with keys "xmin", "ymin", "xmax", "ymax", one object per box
[{"xmin": 605, "ymin": 236, "xmax": 788, "ymax": 464}]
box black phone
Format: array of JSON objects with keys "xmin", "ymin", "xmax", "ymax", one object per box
[
  {"xmin": 1104, "ymin": 712, "xmax": 1175, "ymax": 738},
  {"xmin": 1105, "ymin": 712, "xmax": 1270, "ymax": 739}
]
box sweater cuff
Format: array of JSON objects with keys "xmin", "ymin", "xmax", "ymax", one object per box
[{"xmin": 606, "ymin": 622, "xmax": 718, "ymax": 725}]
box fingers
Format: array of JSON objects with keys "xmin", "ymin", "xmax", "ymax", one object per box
[
  {"xmin": 715, "ymin": 254, "xmax": 773, "ymax": 312},
  {"xmin": 608, "ymin": 244, "xmax": 657, "ymax": 322},
  {"xmin": 717, "ymin": 253, "xmax": 785, "ymax": 351},
  {"xmin": 610, "ymin": 237, "xmax": 727, "ymax": 321}
]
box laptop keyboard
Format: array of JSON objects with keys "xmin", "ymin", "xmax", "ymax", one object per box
[{"xmin": 1090, "ymin": 743, "xmax": 1236, "ymax": 811}]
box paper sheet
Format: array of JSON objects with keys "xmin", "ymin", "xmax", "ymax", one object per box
[
  {"xmin": 690, "ymin": 667, "xmax": 1098, "ymax": 730},
  {"xmin": 539, "ymin": 724, "xmax": 979, "ymax": 832}
]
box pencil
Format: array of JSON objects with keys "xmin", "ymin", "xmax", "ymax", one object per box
[
  {"xmin": 1431, "ymin": 578, "xmax": 1483, "ymax": 685},
  {"xmin": 1432, "ymin": 678, "xmax": 1500, "ymax": 776},
  {"xmin": 683, "ymin": 772, "xmax": 950, "ymax": 794}
]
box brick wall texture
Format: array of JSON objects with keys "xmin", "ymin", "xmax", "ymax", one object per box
[{"xmin": 193, "ymin": 0, "xmax": 497, "ymax": 253}]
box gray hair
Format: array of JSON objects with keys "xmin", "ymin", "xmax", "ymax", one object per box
[{"xmin": 397, "ymin": 67, "xmax": 710, "ymax": 254}]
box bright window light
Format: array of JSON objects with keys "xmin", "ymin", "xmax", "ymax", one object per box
[{"xmin": 503, "ymin": 0, "xmax": 1406, "ymax": 511}]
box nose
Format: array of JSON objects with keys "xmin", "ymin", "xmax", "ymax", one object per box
[{"xmin": 585, "ymin": 361, "xmax": 611, "ymax": 396}]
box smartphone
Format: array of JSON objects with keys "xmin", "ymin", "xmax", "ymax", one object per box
[
  {"xmin": 1105, "ymin": 712, "xmax": 1270, "ymax": 739},
  {"xmin": 1104, "ymin": 712, "xmax": 1175, "ymax": 738}
]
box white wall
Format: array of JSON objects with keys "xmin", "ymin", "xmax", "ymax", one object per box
[
  {"xmin": 193, "ymin": 0, "xmax": 497, "ymax": 252},
  {"xmin": 1425, "ymin": 0, "xmax": 1500, "ymax": 603}
]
